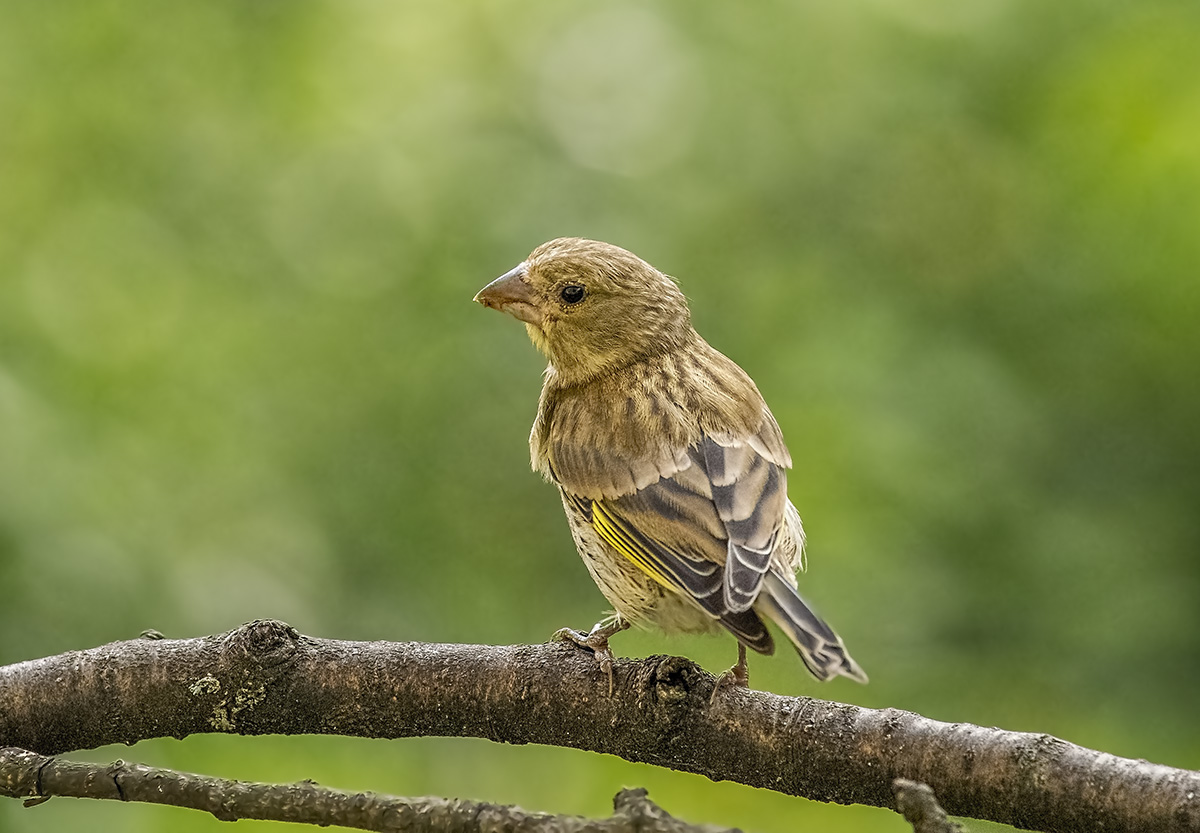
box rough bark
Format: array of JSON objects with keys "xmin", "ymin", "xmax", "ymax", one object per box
[{"xmin": 1, "ymin": 620, "xmax": 1198, "ymax": 832}]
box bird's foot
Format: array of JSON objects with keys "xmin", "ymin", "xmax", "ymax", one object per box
[
  {"xmin": 711, "ymin": 643, "xmax": 750, "ymax": 704},
  {"xmin": 553, "ymin": 616, "xmax": 630, "ymax": 695}
]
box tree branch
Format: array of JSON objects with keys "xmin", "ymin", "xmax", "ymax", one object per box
[
  {"xmin": 2, "ymin": 620, "xmax": 1198, "ymax": 832},
  {"xmin": 0, "ymin": 747, "xmax": 726, "ymax": 833}
]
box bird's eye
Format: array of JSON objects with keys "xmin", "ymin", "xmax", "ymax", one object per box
[{"xmin": 560, "ymin": 284, "xmax": 587, "ymax": 305}]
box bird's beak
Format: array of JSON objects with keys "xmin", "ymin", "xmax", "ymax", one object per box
[{"xmin": 474, "ymin": 262, "xmax": 544, "ymax": 327}]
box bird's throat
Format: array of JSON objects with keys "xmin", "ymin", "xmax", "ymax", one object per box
[{"xmin": 525, "ymin": 321, "xmax": 551, "ymax": 357}]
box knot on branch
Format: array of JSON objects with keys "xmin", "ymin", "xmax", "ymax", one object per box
[
  {"xmin": 183, "ymin": 620, "xmax": 304, "ymax": 734},
  {"xmin": 221, "ymin": 620, "xmax": 301, "ymax": 667},
  {"xmin": 0, "ymin": 747, "xmax": 49, "ymax": 800},
  {"xmin": 614, "ymin": 788, "xmax": 742, "ymax": 833},
  {"xmin": 613, "ymin": 787, "xmax": 668, "ymax": 821},
  {"xmin": 893, "ymin": 779, "xmax": 960, "ymax": 833},
  {"xmin": 613, "ymin": 788, "xmax": 683, "ymax": 833},
  {"xmin": 650, "ymin": 656, "xmax": 697, "ymax": 705},
  {"xmin": 627, "ymin": 655, "xmax": 715, "ymax": 730}
]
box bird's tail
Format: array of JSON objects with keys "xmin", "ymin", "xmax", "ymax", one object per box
[{"xmin": 757, "ymin": 572, "xmax": 868, "ymax": 683}]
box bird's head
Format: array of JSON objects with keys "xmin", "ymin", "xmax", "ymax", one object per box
[{"xmin": 475, "ymin": 238, "xmax": 693, "ymax": 384}]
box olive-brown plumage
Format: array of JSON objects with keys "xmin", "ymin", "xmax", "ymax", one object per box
[{"xmin": 476, "ymin": 237, "xmax": 866, "ymax": 687}]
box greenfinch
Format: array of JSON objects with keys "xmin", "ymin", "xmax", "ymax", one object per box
[{"xmin": 475, "ymin": 238, "xmax": 866, "ymax": 691}]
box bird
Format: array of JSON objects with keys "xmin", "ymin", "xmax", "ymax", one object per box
[{"xmin": 474, "ymin": 237, "xmax": 866, "ymax": 694}]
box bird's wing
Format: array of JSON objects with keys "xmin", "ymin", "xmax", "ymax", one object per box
[
  {"xmin": 575, "ymin": 414, "xmax": 791, "ymax": 653},
  {"xmin": 697, "ymin": 433, "xmax": 788, "ymax": 613}
]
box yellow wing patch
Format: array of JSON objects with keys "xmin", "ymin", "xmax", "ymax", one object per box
[{"xmin": 590, "ymin": 500, "xmax": 677, "ymax": 591}]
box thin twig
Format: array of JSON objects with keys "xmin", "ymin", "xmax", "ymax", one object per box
[{"xmin": 0, "ymin": 747, "xmax": 727, "ymax": 833}]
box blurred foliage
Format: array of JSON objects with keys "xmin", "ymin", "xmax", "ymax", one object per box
[{"xmin": 1, "ymin": 1, "xmax": 1198, "ymax": 831}]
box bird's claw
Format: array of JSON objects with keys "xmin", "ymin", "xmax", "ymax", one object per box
[
  {"xmin": 553, "ymin": 618, "xmax": 629, "ymax": 695},
  {"xmin": 710, "ymin": 643, "xmax": 750, "ymax": 704}
]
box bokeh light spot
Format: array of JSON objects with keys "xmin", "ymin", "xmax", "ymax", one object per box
[{"xmin": 536, "ymin": 5, "xmax": 703, "ymax": 177}]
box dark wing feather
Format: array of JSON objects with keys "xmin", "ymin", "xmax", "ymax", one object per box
[
  {"xmin": 589, "ymin": 432, "xmax": 789, "ymax": 655},
  {"xmin": 702, "ymin": 437, "xmax": 788, "ymax": 613},
  {"xmin": 758, "ymin": 573, "xmax": 868, "ymax": 683}
]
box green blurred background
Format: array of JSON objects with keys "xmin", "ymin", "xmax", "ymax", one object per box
[{"xmin": 2, "ymin": 1, "xmax": 1198, "ymax": 831}]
